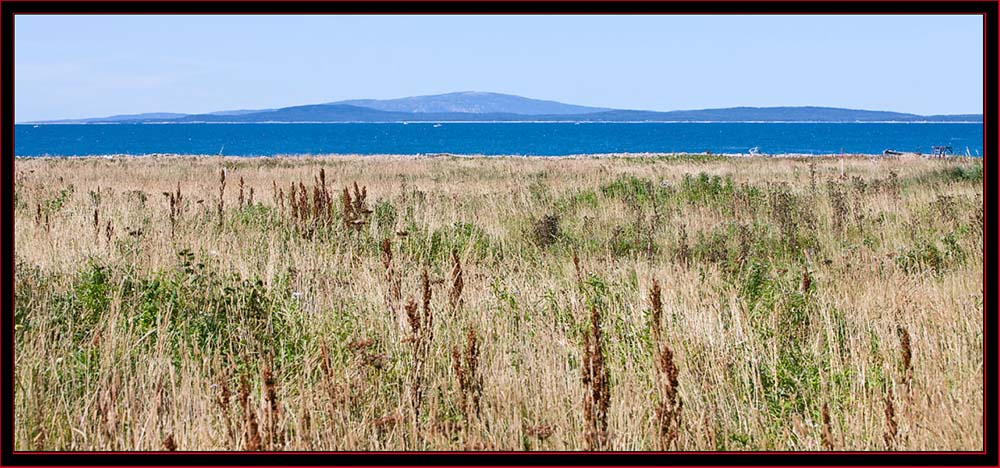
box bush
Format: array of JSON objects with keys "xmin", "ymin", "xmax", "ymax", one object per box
[
  {"xmin": 947, "ymin": 165, "xmax": 983, "ymax": 182},
  {"xmin": 906, "ymin": 164, "xmax": 983, "ymax": 187},
  {"xmin": 373, "ymin": 199, "xmax": 397, "ymax": 230},
  {"xmin": 601, "ymin": 175, "xmax": 655, "ymax": 202},
  {"xmin": 608, "ymin": 224, "xmax": 656, "ymax": 259},
  {"xmin": 679, "ymin": 172, "xmax": 734, "ymax": 206},
  {"xmin": 237, "ymin": 202, "xmax": 279, "ymax": 227},
  {"xmin": 532, "ymin": 214, "xmax": 561, "ymax": 248},
  {"xmin": 45, "ymin": 260, "xmax": 112, "ymax": 346},
  {"xmin": 894, "ymin": 236, "xmax": 966, "ymax": 274},
  {"xmin": 554, "ymin": 189, "xmax": 599, "ymax": 213},
  {"xmin": 42, "ymin": 186, "xmax": 74, "ymax": 215},
  {"xmin": 428, "ymin": 221, "xmax": 496, "ymax": 263}
]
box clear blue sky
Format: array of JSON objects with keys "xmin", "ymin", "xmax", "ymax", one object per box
[{"xmin": 15, "ymin": 14, "xmax": 983, "ymax": 121}]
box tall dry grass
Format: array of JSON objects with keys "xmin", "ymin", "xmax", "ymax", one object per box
[{"xmin": 12, "ymin": 153, "xmax": 983, "ymax": 451}]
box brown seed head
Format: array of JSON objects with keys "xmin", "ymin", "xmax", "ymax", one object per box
[
  {"xmin": 449, "ymin": 249, "xmax": 464, "ymax": 310},
  {"xmin": 525, "ymin": 424, "xmax": 554, "ymax": 441},
  {"xmin": 421, "ymin": 268, "xmax": 432, "ymax": 332},
  {"xmin": 405, "ymin": 298, "xmax": 420, "ymax": 338},
  {"xmin": 263, "ymin": 363, "xmax": 277, "ymax": 414},
  {"xmin": 898, "ymin": 326, "xmax": 912, "ymax": 389},
  {"xmin": 582, "ymin": 304, "xmax": 610, "ymax": 451},
  {"xmin": 163, "ymin": 433, "xmax": 177, "ymax": 451},
  {"xmin": 649, "ymin": 279, "xmax": 663, "ymax": 344},
  {"xmin": 349, "ymin": 338, "xmax": 376, "ymax": 351},
  {"xmin": 821, "ymin": 402, "xmax": 834, "ymax": 450},
  {"xmin": 320, "ymin": 343, "xmax": 332, "ymax": 378},
  {"xmin": 883, "ymin": 386, "xmax": 898, "ymax": 450},
  {"xmin": 654, "ymin": 342, "xmax": 682, "ymax": 450},
  {"xmin": 341, "ymin": 187, "xmax": 353, "ymax": 227},
  {"xmin": 381, "ymin": 239, "xmax": 392, "ymax": 270}
]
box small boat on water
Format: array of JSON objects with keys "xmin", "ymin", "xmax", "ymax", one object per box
[{"xmin": 433, "ymin": 123, "xmax": 442, "ymax": 128}]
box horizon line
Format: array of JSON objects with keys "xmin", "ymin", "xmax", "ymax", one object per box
[{"xmin": 18, "ymin": 120, "xmax": 987, "ymax": 125}]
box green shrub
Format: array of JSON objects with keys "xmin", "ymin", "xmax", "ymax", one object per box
[
  {"xmin": 679, "ymin": 172, "xmax": 734, "ymax": 206},
  {"xmin": 13, "ymin": 260, "xmax": 56, "ymax": 338},
  {"xmin": 436, "ymin": 222, "xmax": 496, "ymax": 262},
  {"xmin": 528, "ymin": 176, "xmax": 551, "ymax": 203},
  {"xmin": 947, "ymin": 165, "xmax": 983, "ymax": 182},
  {"xmin": 601, "ymin": 175, "xmax": 654, "ymax": 202},
  {"xmin": 906, "ymin": 164, "xmax": 983, "ymax": 187},
  {"xmin": 554, "ymin": 189, "xmax": 599, "ymax": 213},
  {"xmin": 373, "ymin": 199, "xmax": 397, "ymax": 231},
  {"xmin": 42, "ymin": 186, "xmax": 74, "ymax": 215},
  {"xmin": 236, "ymin": 202, "xmax": 279, "ymax": 227},
  {"xmin": 44, "ymin": 260, "xmax": 112, "ymax": 346},
  {"xmin": 759, "ymin": 341, "xmax": 821, "ymax": 417},
  {"xmin": 895, "ymin": 235, "xmax": 965, "ymax": 274}
]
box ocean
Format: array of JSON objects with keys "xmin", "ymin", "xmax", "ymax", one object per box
[{"xmin": 13, "ymin": 122, "xmax": 984, "ymax": 157}]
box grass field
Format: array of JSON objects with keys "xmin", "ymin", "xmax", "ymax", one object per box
[{"xmin": 12, "ymin": 154, "xmax": 984, "ymax": 451}]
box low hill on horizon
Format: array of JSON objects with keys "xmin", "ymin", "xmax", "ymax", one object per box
[
  {"xmin": 24, "ymin": 92, "xmax": 983, "ymax": 124},
  {"xmin": 331, "ymin": 91, "xmax": 612, "ymax": 115}
]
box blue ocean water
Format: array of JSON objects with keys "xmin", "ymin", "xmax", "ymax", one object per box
[{"xmin": 13, "ymin": 122, "xmax": 984, "ymax": 157}]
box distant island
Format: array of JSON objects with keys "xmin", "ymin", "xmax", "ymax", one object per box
[{"xmin": 26, "ymin": 91, "xmax": 983, "ymax": 124}]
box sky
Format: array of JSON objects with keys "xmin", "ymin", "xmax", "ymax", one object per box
[{"xmin": 14, "ymin": 14, "xmax": 984, "ymax": 121}]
